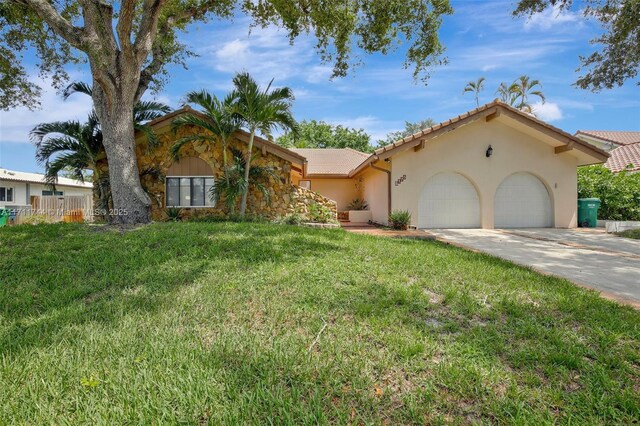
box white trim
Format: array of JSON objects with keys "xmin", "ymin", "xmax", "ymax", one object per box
[{"xmin": 165, "ymin": 175, "xmax": 215, "ymax": 208}]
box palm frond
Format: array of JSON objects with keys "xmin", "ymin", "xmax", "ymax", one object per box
[{"xmin": 63, "ymin": 81, "xmax": 93, "ymax": 100}]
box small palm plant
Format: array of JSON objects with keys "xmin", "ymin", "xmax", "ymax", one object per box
[
  {"xmin": 496, "ymin": 82, "xmax": 518, "ymax": 106},
  {"xmin": 389, "ymin": 210, "xmax": 412, "ymax": 230},
  {"xmin": 230, "ymin": 71, "xmax": 298, "ymax": 216},
  {"xmin": 463, "ymin": 77, "xmax": 486, "ymax": 107},
  {"xmin": 211, "ymin": 147, "xmax": 278, "ymax": 213}
]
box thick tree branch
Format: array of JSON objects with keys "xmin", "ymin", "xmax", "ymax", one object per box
[
  {"xmin": 17, "ymin": 0, "xmax": 91, "ymax": 51},
  {"xmin": 79, "ymin": 0, "xmax": 118, "ymax": 57},
  {"xmin": 116, "ymin": 0, "xmax": 136, "ymax": 53},
  {"xmin": 133, "ymin": 0, "xmax": 165, "ymax": 66}
]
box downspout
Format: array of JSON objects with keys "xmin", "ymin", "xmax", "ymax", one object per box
[{"xmin": 369, "ymin": 158, "xmax": 391, "ymax": 217}]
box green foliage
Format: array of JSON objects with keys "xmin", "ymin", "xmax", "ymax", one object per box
[
  {"xmin": 164, "ymin": 207, "xmax": 183, "ymax": 222},
  {"xmin": 347, "ymin": 198, "xmax": 369, "ymax": 210},
  {"xmin": 463, "ymin": 77, "xmax": 486, "ymax": 107},
  {"xmin": 577, "ymin": 164, "xmax": 640, "ymax": 220},
  {"xmin": 2, "ymin": 1, "xmax": 453, "ymax": 110},
  {"xmin": 513, "ymin": 0, "xmax": 639, "ymax": 90},
  {"xmin": 308, "ymin": 203, "xmax": 336, "ymax": 224},
  {"xmin": 274, "ymin": 212, "xmax": 307, "ymax": 225},
  {"xmin": 377, "ymin": 119, "xmax": 436, "ymax": 147},
  {"xmin": 617, "ymin": 228, "xmax": 640, "ymax": 239},
  {"xmin": 211, "ymin": 148, "xmax": 278, "ymax": 212},
  {"xmin": 277, "ymin": 120, "xmax": 372, "ymax": 152},
  {"xmin": 389, "ymin": 210, "xmax": 412, "ymax": 230},
  {"xmin": 495, "ymin": 75, "xmax": 545, "ymax": 113},
  {"xmin": 21, "ymin": 214, "xmax": 54, "ymax": 225}
]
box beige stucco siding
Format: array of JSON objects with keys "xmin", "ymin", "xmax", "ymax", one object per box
[
  {"xmin": 360, "ymin": 167, "xmax": 389, "ymax": 225},
  {"xmin": 306, "ymin": 178, "xmax": 358, "ymax": 211},
  {"xmin": 391, "ymin": 118, "xmax": 580, "ymax": 228}
]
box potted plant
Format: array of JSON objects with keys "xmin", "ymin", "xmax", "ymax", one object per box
[
  {"xmin": 347, "ymin": 198, "xmax": 371, "ymax": 223},
  {"xmin": 389, "ymin": 210, "xmax": 411, "ymax": 230}
]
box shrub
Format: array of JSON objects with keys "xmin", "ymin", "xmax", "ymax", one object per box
[
  {"xmin": 308, "ymin": 203, "xmax": 336, "ymax": 223},
  {"xmin": 21, "ymin": 214, "xmax": 54, "ymax": 225},
  {"xmin": 577, "ymin": 165, "xmax": 640, "ymax": 221},
  {"xmin": 274, "ymin": 212, "xmax": 306, "ymax": 225},
  {"xmin": 347, "ymin": 198, "xmax": 368, "ymax": 210},
  {"xmin": 389, "ymin": 210, "xmax": 411, "ymax": 230},
  {"xmin": 164, "ymin": 208, "xmax": 183, "ymax": 222}
]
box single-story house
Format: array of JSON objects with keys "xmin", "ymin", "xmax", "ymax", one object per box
[
  {"xmin": 131, "ymin": 99, "xmax": 608, "ymax": 228},
  {"xmin": 575, "ymin": 130, "xmax": 640, "ymax": 173},
  {"xmin": 0, "ymin": 168, "xmax": 93, "ymax": 209}
]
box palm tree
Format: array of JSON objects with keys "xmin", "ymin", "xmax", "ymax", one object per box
[
  {"xmin": 30, "ymin": 112, "xmax": 110, "ymax": 208},
  {"xmin": 509, "ymin": 75, "xmax": 546, "ymax": 113},
  {"xmin": 32, "ymin": 84, "xmax": 170, "ymax": 211},
  {"xmin": 64, "ymin": 82, "xmax": 171, "ymax": 148},
  {"xmin": 170, "ymin": 91, "xmax": 240, "ymax": 210},
  {"xmin": 496, "ymin": 82, "xmax": 518, "ymax": 106},
  {"xmin": 211, "ymin": 147, "xmax": 278, "ymax": 213},
  {"xmin": 231, "ymin": 72, "xmax": 298, "ymax": 216},
  {"xmin": 463, "ymin": 77, "xmax": 486, "ymax": 107}
]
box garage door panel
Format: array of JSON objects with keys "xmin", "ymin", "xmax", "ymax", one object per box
[
  {"xmin": 494, "ymin": 172, "xmax": 552, "ymax": 228},
  {"xmin": 419, "ymin": 172, "xmax": 480, "ymax": 228}
]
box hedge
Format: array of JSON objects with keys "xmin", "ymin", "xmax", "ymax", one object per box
[{"xmin": 577, "ymin": 165, "xmax": 640, "ymax": 221}]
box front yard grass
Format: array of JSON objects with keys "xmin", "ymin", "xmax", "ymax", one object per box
[{"xmin": 1, "ymin": 222, "xmax": 638, "ymax": 424}]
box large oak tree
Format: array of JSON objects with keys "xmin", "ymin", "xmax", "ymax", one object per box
[{"xmin": 1, "ymin": 0, "xmax": 453, "ymax": 223}]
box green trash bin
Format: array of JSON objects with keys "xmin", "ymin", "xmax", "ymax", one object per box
[
  {"xmin": 0, "ymin": 209, "xmax": 9, "ymax": 227},
  {"xmin": 577, "ymin": 198, "xmax": 600, "ymax": 228}
]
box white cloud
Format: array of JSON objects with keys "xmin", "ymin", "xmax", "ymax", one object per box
[
  {"xmin": 0, "ymin": 77, "xmax": 93, "ymax": 144},
  {"xmin": 524, "ymin": 5, "xmax": 582, "ymax": 30},
  {"xmin": 532, "ymin": 102, "xmax": 563, "ymax": 122}
]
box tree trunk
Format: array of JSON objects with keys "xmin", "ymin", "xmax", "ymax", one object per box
[
  {"xmin": 238, "ymin": 130, "xmax": 256, "ymax": 216},
  {"xmin": 94, "ymin": 89, "xmax": 151, "ymax": 224}
]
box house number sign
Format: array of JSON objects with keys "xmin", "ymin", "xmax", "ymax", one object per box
[{"xmin": 395, "ymin": 174, "xmax": 407, "ymax": 186}]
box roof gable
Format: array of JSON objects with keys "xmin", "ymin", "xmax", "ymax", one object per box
[
  {"xmin": 370, "ymin": 100, "xmax": 608, "ymax": 166},
  {"xmin": 141, "ymin": 106, "xmax": 306, "ymax": 167}
]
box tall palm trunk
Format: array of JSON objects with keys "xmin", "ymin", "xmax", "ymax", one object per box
[
  {"xmin": 221, "ymin": 141, "xmax": 235, "ymax": 214},
  {"xmin": 239, "ymin": 129, "xmax": 256, "ymax": 216}
]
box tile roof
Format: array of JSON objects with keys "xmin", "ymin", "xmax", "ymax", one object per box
[
  {"xmin": 0, "ymin": 168, "xmax": 93, "ymax": 188},
  {"xmin": 289, "ymin": 148, "xmax": 370, "ymax": 176},
  {"xmin": 576, "ymin": 130, "xmax": 640, "ymax": 146},
  {"xmin": 604, "ymin": 142, "xmax": 640, "ymax": 173}
]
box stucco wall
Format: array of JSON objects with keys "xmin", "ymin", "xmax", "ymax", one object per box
[
  {"xmin": 390, "ymin": 119, "xmax": 579, "ymax": 228},
  {"xmin": 359, "ymin": 167, "xmax": 389, "ymax": 225},
  {"xmin": 305, "ymin": 178, "xmax": 358, "ymax": 211}
]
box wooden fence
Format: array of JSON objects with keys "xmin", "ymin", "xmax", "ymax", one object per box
[{"xmin": 18, "ymin": 195, "xmax": 95, "ymax": 224}]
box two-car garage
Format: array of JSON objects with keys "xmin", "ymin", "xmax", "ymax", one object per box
[{"xmin": 417, "ymin": 171, "xmax": 553, "ymax": 229}]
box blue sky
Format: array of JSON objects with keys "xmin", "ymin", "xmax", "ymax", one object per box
[{"xmin": 1, "ymin": 0, "xmax": 638, "ymax": 173}]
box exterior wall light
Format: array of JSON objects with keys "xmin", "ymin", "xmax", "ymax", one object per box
[{"xmin": 486, "ymin": 145, "xmax": 493, "ymax": 158}]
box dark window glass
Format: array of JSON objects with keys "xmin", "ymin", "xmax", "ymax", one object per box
[
  {"xmin": 42, "ymin": 190, "xmax": 63, "ymax": 196},
  {"xmin": 167, "ymin": 178, "xmax": 180, "ymax": 207},
  {"xmin": 0, "ymin": 187, "xmax": 5, "ymax": 202},
  {"xmin": 166, "ymin": 177, "xmax": 214, "ymax": 207}
]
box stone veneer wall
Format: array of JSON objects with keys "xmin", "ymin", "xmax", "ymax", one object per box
[
  {"xmin": 288, "ymin": 185, "xmax": 338, "ymax": 218},
  {"xmin": 95, "ymin": 125, "xmax": 337, "ymax": 221}
]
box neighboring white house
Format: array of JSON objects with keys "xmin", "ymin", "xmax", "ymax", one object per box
[{"xmin": 0, "ymin": 168, "xmax": 93, "ymax": 209}]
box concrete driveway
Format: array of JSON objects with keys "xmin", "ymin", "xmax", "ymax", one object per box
[{"xmin": 428, "ymin": 228, "xmax": 640, "ymax": 306}]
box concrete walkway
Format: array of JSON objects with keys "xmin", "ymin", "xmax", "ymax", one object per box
[{"xmin": 429, "ymin": 228, "xmax": 640, "ymax": 307}]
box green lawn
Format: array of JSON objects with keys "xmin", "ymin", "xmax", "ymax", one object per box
[
  {"xmin": 617, "ymin": 228, "xmax": 640, "ymax": 240},
  {"xmin": 1, "ymin": 222, "xmax": 638, "ymax": 424}
]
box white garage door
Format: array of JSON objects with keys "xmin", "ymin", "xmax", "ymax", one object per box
[
  {"xmin": 418, "ymin": 172, "xmax": 481, "ymax": 228},
  {"xmin": 494, "ymin": 172, "xmax": 552, "ymax": 228}
]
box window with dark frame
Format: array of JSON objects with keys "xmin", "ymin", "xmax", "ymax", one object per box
[
  {"xmin": 0, "ymin": 186, "xmax": 14, "ymax": 202},
  {"xmin": 166, "ymin": 177, "xmax": 214, "ymax": 207}
]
